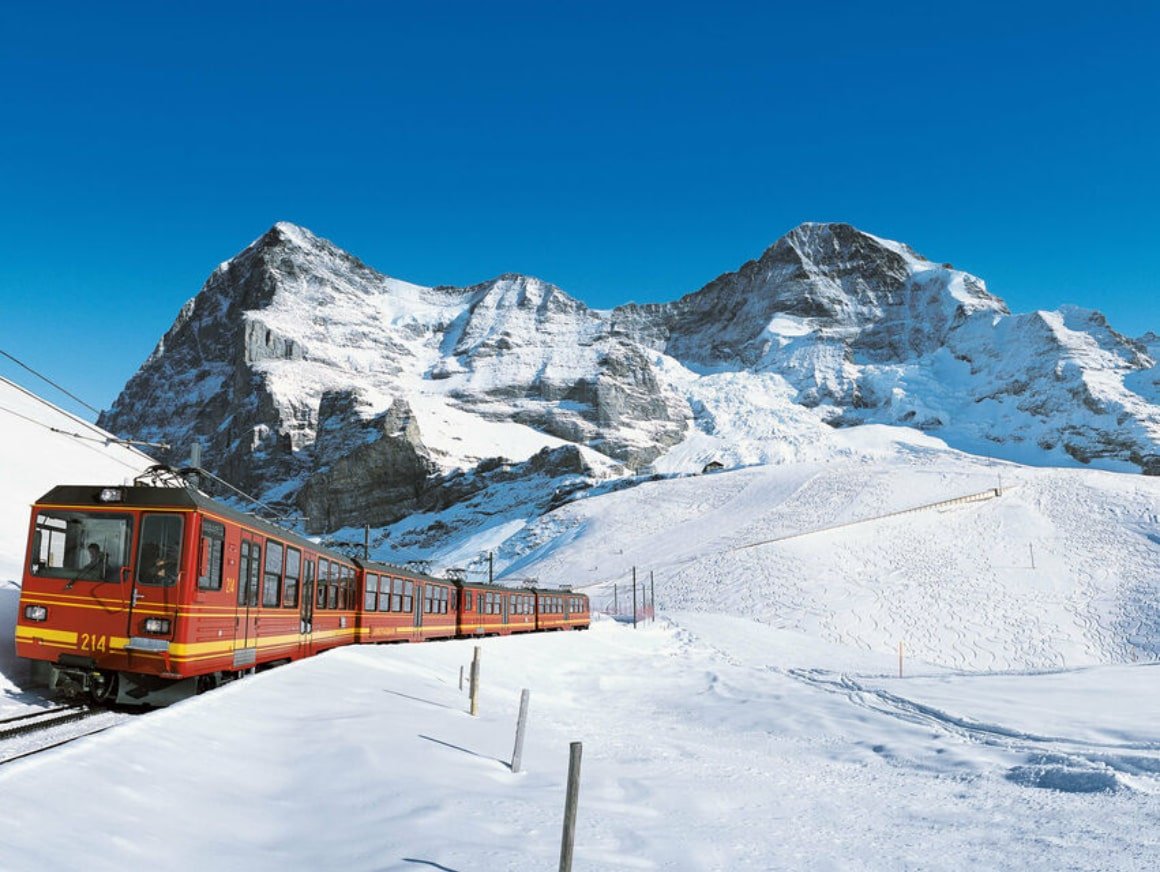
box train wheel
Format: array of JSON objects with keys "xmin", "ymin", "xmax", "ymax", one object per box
[
  {"xmin": 89, "ymin": 670, "xmax": 119, "ymax": 705},
  {"xmin": 195, "ymin": 673, "xmax": 219, "ymax": 695}
]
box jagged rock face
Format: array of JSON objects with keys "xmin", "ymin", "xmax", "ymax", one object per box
[
  {"xmin": 298, "ymin": 396, "xmax": 437, "ymax": 534},
  {"xmin": 99, "ymin": 223, "xmax": 681, "ymax": 531},
  {"xmin": 100, "ymin": 220, "xmax": 1160, "ymax": 538},
  {"xmin": 620, "ymin": 222, "xmax": 1007, "ymax": 374},
  {"xmin": 433, "ymin": 273, "xmax": 688, "ymax": 466}
]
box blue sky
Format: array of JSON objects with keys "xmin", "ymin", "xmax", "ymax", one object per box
[{"xmin": 1, "ymin": 1, "xmax": 1157, "ymax": 417}]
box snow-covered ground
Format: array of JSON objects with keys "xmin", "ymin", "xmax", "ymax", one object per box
[
  {"xmin": 3, "ymin": 614, "xmax": 1160, "ymax": 870},
  {"xmin": 3, "ymin": 375, "xmax": 1160, "ymax": 869}
]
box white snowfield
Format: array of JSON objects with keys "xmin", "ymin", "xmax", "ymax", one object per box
[{"xmin": 3, "ymin": 378, "xmax": 1160, "ymax": 868}]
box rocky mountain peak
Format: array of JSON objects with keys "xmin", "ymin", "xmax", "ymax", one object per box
[{"xmin": 780, "ymin": 221, "xmax": 922, "ymax": 278}]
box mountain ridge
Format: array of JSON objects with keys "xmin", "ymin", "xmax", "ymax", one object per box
[{"xmin": 98, "ymin": 221, "xmax": 1160, "ymax": 535}]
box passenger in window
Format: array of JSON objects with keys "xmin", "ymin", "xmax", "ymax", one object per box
[{"xmin": 81, "ymin": 544, "xmax": 104, "ymax": 575}]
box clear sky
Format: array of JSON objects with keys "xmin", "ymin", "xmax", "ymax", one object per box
[{"xmin": 1, "ymin": 1, "xmax": 1157, "ymax": 418}]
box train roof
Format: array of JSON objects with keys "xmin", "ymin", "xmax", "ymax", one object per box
[{"xmin": 34, "ymin": 483, "xmax": 356, "ymax": 564}]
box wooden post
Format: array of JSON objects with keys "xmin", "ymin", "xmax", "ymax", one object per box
[
  {"xmin": 511, "ymin": 688, "xmax": 531, "ymax": 773},
  {"xmin": 469, "ymin": 646, "xmax": 481, "ymax": 716},
  {"xmin": 364, "ymin": 524, "xmax": 370, "ymax": 560},
  {"xmin": 459, "ymin": 665, "xmax": 464, "ymax": 692},
  {"xmin": 650, "ymin": 571, "xmax": 655, "ymax": 623},
  {"xmin": 559, "ymin": 741, "xmax": 583, "ymax": 872},
  {"xmin": 898, "ymin": 641, "xmax": 904, "ymax": 679},
  {"xmin": 613, "ymin": 584, "xmax": 618, "ymax": 615},
  {"xmin": 632, "ymin": 567, "xmax": 637, "ymax": 629},
  {"xmin": 489, "ymin": 551, "xmax": 494, "ymax": 585}
]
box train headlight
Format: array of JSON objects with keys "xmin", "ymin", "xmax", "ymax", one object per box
[
  {"xmin": 143, "ymin": 617, "xmax": 171, "ymax": 634},
  {"xmin": 98, "ymin": 488, "xmax": 125, "ymax": 503},
  {"xmin": 24, "ymin": 605, "xmax": 48, "ymax": 622}
]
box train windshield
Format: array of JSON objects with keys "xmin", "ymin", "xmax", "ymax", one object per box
[{"xmin": 29, "ymin": 511, "xmax": 134, "ymax": 582}]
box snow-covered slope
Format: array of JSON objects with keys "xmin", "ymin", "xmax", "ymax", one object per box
[{"xmin": 0, "ymin": 377, "xmax": 152, "ymax": 579}]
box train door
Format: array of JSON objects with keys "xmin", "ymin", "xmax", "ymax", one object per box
[
  {"xmin": 502, "ymin": 593, "xmax": 510, "ymax": 628},
  {"xmin": 128, "ymin": 512, "xmax": 185, "ymax": 641},
  {"xmin": 233, "ymin": 533, "xmax": 261, "ymax": 668},
  {"xmin": 413, "ymin": 582, "xmax": 423, "ymax": 637},
  {"xmin": 300, "ymin": 556, "xmax": 315, "ymax": 652}
]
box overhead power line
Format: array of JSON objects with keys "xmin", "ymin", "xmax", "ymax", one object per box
[{"xmin": 0, "ymin": 347, "xmax": 103, "ymax": 417}]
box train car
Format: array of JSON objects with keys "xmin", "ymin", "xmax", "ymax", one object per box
[
  {"xmin": 354, "ymin": 559, "xmax": 458, "ymax": 643},
  {"xmin": 15, "ymin": 474, "xmax": 590, "ymax": 706},
  {"xmin": 534, "ymin": 588, "xmax": 591, "ymax": 632},
  {"xmin": 14, "ymin": 480, "xmax": 356, "ymax": 704},
  {"xmin": 456, "ymin": 582, "xmax": 537, "ymax": 637}
]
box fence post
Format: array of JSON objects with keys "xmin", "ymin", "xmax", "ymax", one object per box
[
  {"xmin": 632, "ymin": 567, "xmax": 637, "ymax": 629},
  {"xmin": 459, "ymin": 665, "xmax": 464, "ymax": 692},
  {"xmin": 469, "ymin": 646, "xmax": 481, "ymax": 716},
  {"xmin": 511, "ymin": 688, "xmax": 531, "ymax": 773},
  {"xmin": 650, "ymin": 571, "xmax": 655, "ymax": 623},
  {"xmin": 559, "ymin": 741, "xmax": 583, "ymax": 872}
]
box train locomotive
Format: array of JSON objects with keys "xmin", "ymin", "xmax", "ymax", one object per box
[{"xmin": 14, "ymin": 473, "xmax": 589, "ymax": 705}]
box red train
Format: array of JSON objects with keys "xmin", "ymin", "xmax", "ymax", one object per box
[{"xmin": 14, "ymin": 479, "xmax": 589, "ymax": 705}]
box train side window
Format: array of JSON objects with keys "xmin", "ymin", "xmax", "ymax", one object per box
[
  {"xmin": 263, "ymin": 541, "xmax": 283, "ymax": 607},
  {"xmin": 364, "ymin": 573, "xmax": 379, "ymax": 611},
  {"xmin": 244, "ymin": 541, "xmax": 262, "ymax": 606},
  {"xmin": 283, "ymin": 547, "xmax": 301, "ymax": 608},
  {"xmin": 463, "ymin": 591, "xmax": 473, "ymax": 611},
  {"xmin": 137, "ymin": 514, "xmax": 183, "ymax": 586},
  {"xmin": 402, "ymin": 580, "xmax": 414, "ymax": 613},
  {"xmin": 198, "ymin": 520, "xmax": 225, "ymax": 590},
  {"xmin": 239, "ymin": 543, "xmax": 251, "ymax": 605},
  {"xmin": 342, "ymin": 565, "xmax": 354, "ymax": 610},
  {"xmin": 303, "ymin": 558, "xmax": 315, "ymax": 615},
  {"xmin": 327, "ymin": 564, "xmax": 339, "ymax": 610},
  {"xmin": 235, "ymin": 540, "xmax": 260, "ymax": 606},
  {"xmin": 440, "ymin": 587, "xmax": 448, "ymax": 614},
  {"xmin": 317, "ymin": 559, "xmax": 329, "ymax": 610}
]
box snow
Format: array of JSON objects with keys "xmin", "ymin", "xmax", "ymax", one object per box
[
  {"xmin": 5, "ymin": 370, "xmax": 1160, "ymax": 867},
  {"xmin": 0, "ymin": 377, "xmax": 152, "ymax": 579}
]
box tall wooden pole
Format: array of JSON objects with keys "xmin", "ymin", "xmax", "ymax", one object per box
[
  {"xmin": 469, "ymin": 646, "xmax": 481, "ymax": 716},
  {"xmin": 559, "ymin": 742, "xmax": 583, "ymax": 872},
  {"xmin": 511, "ymin": 689, "xmax": 531, "ymax": 773}
]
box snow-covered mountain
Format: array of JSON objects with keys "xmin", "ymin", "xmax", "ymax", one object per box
[{"xmin": 98, "ymin": 222, "xmax": 1160, "ymax": 535}]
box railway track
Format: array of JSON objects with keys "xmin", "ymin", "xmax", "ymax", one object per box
[{"xmin": 0, "ymin": 704, "xmax": 134, "ymax": 766}]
